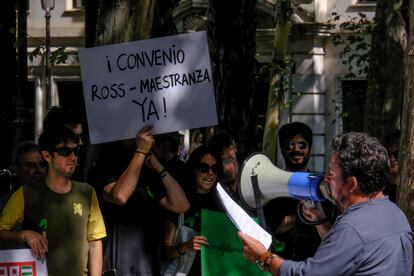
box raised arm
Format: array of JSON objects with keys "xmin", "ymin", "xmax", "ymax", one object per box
[
  {"xmin": 145, "ymin": 154, "xmax": 190, "ymax": 213},
  {"xmin": 103, "ymin": 126, "xmax": 154, "ymax": 205}
]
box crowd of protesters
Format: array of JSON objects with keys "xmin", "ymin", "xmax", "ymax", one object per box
[{"xmin": 0, "ymin": 105, "xmax": 411, "ymax": 276}]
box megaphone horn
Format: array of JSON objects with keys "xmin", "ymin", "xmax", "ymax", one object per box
[{"xmin": 238, "ymin": 153, "xmax": 327, "ymax": 210}]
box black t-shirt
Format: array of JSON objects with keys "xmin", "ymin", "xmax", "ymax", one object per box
[
  {"xmin": 89, "ymin": 142, "xmax": 166, "ymax": 229},
  {"xmin": 88, "ymin": 141, "xmax": 167, "ymax": 275},
  {"xmin": 264, "ymin": 196, "xmax": 336, "ymax": 261}
]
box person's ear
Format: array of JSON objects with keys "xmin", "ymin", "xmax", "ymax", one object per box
[
  {"xmin": 41, "ymin": 150, "xmax": 52, "ymax": 163},
  {"xmin": 346, "ymin": 176, "xmax": 358, "ymax": 194}
]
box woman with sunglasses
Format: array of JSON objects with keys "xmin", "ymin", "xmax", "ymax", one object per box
[{"xmin": 162, "ymin": 145, "xmax": 223, "ymax": 275}]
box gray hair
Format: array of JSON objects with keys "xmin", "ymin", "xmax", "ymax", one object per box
[{"xmin": 331, "ymin": 132, "xmax": 390, "ymax": 195}]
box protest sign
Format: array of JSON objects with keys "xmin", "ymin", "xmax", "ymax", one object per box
[
  {"xmin": 200, "ymin": 210, "xmax": 270, "ymax": 276},
  {"xmin": 0, "ymin": 249, "xmax": 48, "ymax": 275},
  {"xmin": 79, "ymin": 31, "xmax": 218, "ymax": 144}
]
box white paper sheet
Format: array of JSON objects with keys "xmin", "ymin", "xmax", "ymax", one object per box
[{"xmin": 216, "ymin": 183, "xmax": 272, "ymax": 249}]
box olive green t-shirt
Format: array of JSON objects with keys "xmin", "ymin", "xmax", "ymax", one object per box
[{"xmin": 0, "ymin": 181, "xmax": 106, "ymax": 276}]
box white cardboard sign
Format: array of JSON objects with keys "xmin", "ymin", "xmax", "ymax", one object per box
[
  {"xmin": 79, "ymin": 31, "xmax": 218, "ymax": 144},
  {"xmin": 0, "ymin": 249, "xmax": 48, "ymax": 275}
]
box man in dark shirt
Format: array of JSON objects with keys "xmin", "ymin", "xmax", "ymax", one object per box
[
  {"xmin": 90, "ymin": 126, "xmax": 189, "ymax": 275},
  {"xmin": 264, "ymin": 122, "xmax": 323, "ymax": 260}
]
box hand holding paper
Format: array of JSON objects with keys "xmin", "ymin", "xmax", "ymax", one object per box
[{"xmin": 215, "ymin": 183, "xmax": 272, "ymax": 249}]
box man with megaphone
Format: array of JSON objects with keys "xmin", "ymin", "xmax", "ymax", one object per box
[{"xmin": 238, "ymin": 132, "xmax": 413, "ymax": 275}]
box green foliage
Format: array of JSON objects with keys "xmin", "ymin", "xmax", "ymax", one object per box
[
  {"xmin": 29, "ymin": 46, "xmax": 70, "ymax": 64},
  {"xmin": 329, "ymin": 12, "xmax": 374, "ymax": 77},
  {"xmin": 256, "ymin": 59, "xmax": 294, "ymax": 104},
  {"xmin": 50, "ymin": 47, "xmax": 69, "ymax": 64}
]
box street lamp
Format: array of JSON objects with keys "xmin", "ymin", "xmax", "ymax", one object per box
[{"xmin": 41, "ymin": 0, "xmax": 55, "ymax": 108}]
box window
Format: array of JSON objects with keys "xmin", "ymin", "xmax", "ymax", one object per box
[
  {"xmin": 73, "ymin": 0, "xmax": 85, "ymax": 9},
  {"xmin": 66, "ymin": 0, "xmax": 84, "ymax": 10}
]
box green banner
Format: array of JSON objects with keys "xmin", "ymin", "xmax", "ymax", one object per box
[{"xmin": 200, "ymin": 209, "xmax": 270, "ymax": 276}]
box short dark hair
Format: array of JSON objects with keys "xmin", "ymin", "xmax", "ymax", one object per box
[
  {"xmin": 12, "ymin": 141, "xmax": 40, "ymax": 166},
  {"xmin": 278, "ymin": 122, "xmax": 313, "ymax": 149},
  {"xmin": 154, "ymin": 132, "xmax": 181, "ymax": 154},
  {"xmin": 381, "ymin": 129, "xmax": 401, "ymax": 150},
  {"xmin": 208, "ymin": 132, "xmax": 236, "ymax": 156},
  {"xmin": 331, "ymin": 132, "xmax": 390, "ymax": 195},
  {"xmin": 43, "ymin": 106, "xmax": 81, "ymax": 131},
  {"xmin": 38, "ymin": 127, "xmax": 80, "ymax": 152}
]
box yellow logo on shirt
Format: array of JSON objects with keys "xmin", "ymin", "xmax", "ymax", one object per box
[{"xmin": 73, "ymin": 203, "xmax": 82, "ymax": 216}]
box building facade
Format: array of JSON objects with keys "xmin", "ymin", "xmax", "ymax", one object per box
[{"xmin": 26, "ymin": 0, "xmax": 376, "ymax": 171}]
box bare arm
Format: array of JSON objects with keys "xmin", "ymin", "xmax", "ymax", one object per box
[
  {"xmin": 88, "ymin": 239, "xmax": 103, "ymax": 276},
  {"xmin": 145, "ymin": 154, "xmax": 190, "ymax": 213},
  {"xmin": 158, "ymin": 174, "xmax": 190, "ymax": 213},
  {"xmin": 0, "ymin": 230, "xmax": 48, "ymax": 260},
  {"xmin": 102, "ymin": 126, "xmax": 154, "ymax": 205},
  {"xmin": 163, "ymin": 218, "xmax": 181, "ymax": 260},
  {"xmin": 163, "ymin": 218, "xmax": 208, "ymax": 260}
]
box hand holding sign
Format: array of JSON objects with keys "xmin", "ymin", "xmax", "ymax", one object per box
[
  {"xmin": 21, "ymin": 230, "xmax": 48, "ymax": 260},
  {"xmin": 183, "ymin": 235, "xmax": 209, "ymax": 252},
  {"xmin": 135, "ymin": 125, "xmax": 154, "ymax": 155},
  {"xmin": 80, "ymin": 31, "xmax": 217, "ymax": 144}
]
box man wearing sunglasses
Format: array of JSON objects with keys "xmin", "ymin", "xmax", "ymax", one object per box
[
  {"xmin": 278, "ymin": 122, "xmax": 312, "ymax": 173},
  {"xmin": 264, "ymin": 122, "xmax": 324, "ymax": 261},
  {"xmin": 0, "ymin": 127, "xmax": 106, "ymax": 276},
  {"xmin": 43, "ymin": 106, "xmax": 85, "ymax": 181}
]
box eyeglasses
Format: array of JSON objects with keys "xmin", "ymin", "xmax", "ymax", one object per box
[
  {"xmin": 52, "ymin": 146, "xmax": 80, "ymax": 157},
  {"xmin": 197, "ymin": 163, "xmax": 220, "ymax": 174},
  {"xmin": 387, "ymin": 150, "xmax": 398, "ymax": 159},
  {"xmin": 285, "ymin": 141, "xmax": 308, "ymax": 150}
]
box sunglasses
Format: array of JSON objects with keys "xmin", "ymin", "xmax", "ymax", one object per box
[
  {"xmin": 197, "ymin": 163, "xmax": 220, "ymax": 174},
  {"xmin": 52, "ymin": 146, "xmax": 80, "ymax": 157},
  {"xmin": 387, "ymin": 150, "xmax": 398, "ymax": 159},
  {"xmin": 285, "ymin": 141, "xmax": 308, "ymax": 150}
]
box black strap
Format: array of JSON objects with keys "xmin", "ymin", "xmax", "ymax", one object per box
[{"xmin": 251, "ymin": 173, "xmax": 268, "ymax": 230}]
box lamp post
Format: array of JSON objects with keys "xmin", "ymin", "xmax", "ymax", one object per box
[{"xmin": 41, "ymin": 0, "xmax": 54, "ymax": 109}]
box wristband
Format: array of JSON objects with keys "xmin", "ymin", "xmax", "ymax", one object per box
[
  {"xmin": 263, "ymin": 254, "xmax": 275, "ymax": 272},
  {"xmin": 256, "ymin": 251, "xmax": 273, "ymax": 272},
  {"xmin": 135, "ymin": 149, "xmax": 148, "ymax": 156},
  {"xmin": 159, "ymin": 169, "xmax": 168, "ymax": 178}
]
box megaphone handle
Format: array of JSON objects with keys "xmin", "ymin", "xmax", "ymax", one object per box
[{"xmin": 251, "ymin": 173, "xmax": 268, "ymax": 230}]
